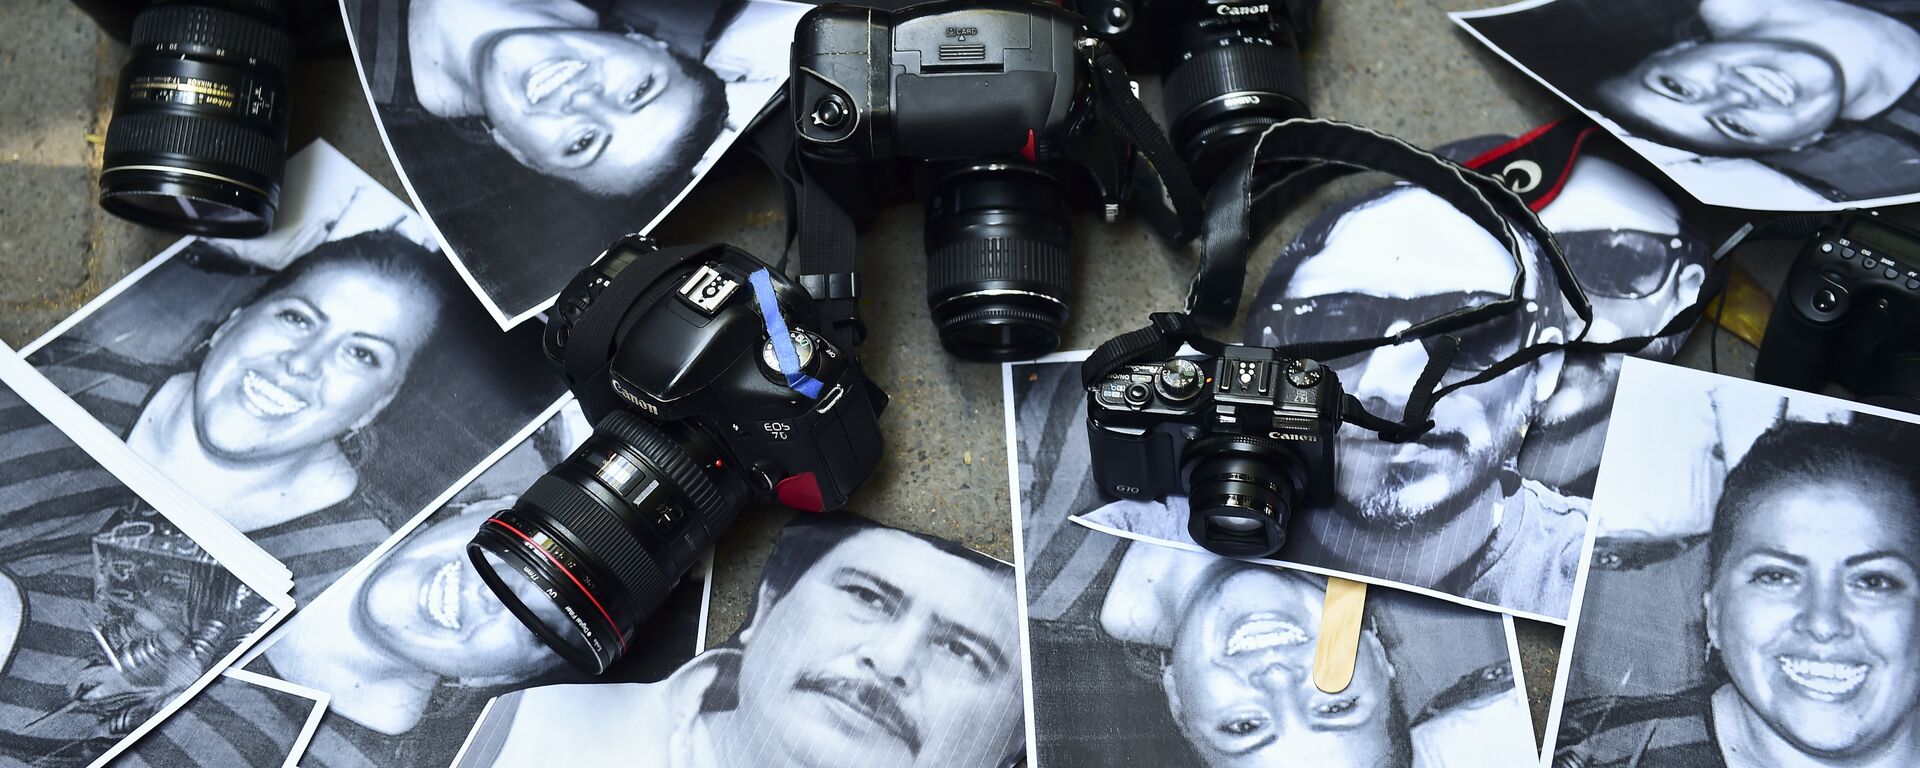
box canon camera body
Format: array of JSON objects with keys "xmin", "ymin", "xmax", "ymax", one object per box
[
  {"xmin": 1087, "ymin": 346, "xmax": 1339, "ymax": 557},
  {"xmin": 469, "ymin": 239, "xmax": 887, "ymax": 673}
]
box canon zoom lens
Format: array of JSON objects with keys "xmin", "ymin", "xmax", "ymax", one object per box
[
  {"xmin": 100, "ymin": 1, "xmax": 293, "ymax": 237},
  {"xmin": 924, "ymin": 163, "xmax": 1073, "ymax": 362},
  {"xmin": 1184, "ymin": 436, "xmax": 1307, "ymax": 557},
  {"xmin": 468, "ymin": 412, "xmax": 741, "ymax": 673},
  {"xmin": 1157, "ymin": 0, "xmax": 1310, "ymax": 185}
]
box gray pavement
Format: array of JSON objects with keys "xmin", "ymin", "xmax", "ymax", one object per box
[{"xmin": 0, "ymin": 0, "xmax": 1801, "ymax": 748}]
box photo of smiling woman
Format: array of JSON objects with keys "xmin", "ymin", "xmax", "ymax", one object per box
[
  {"xmin": 1551, "ymin": 361, "xmax": 1920, "ymax": 768},
  {"xmin": 1456, "ymin": 0, "xmax": 1920, "ymax": 209},
  {"xmin": 343, "ymin": 0, "xmax": 809, "ymax": 324},
  {"xmin": 23, "ymin": 168, "xmax": 565, "ymax": 598},
  {"xmin": 1021, "ymin": 536, "xmax": 1535, "ymax": 768}
]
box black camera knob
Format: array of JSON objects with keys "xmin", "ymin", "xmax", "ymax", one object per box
[
  {"xmin": 811, "ymin": 95, "xmax": 850, "ymax": 130},
  {"xmin": 1156, "ymin": 359, "xmax": 1204, "ymax": 402},
  {"xmin": 1124, "ymin": 381, "xmax": 1154, "ymax": 408},
  {"xmin": 1286, "ymin": 359, "xmax": 1324, "ymax": 388}
]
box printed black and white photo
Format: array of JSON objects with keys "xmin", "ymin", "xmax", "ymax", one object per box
[
  {"xmin": 451, "ymin": 514, "xmax": 1025, "ymax": 768},
  {"xmin": 1018, "ymin": 526, "xmax": 1534, "ymax": 768},
  {"xmin": 1456, "ymin": 0, "xmax": 1920, "ymax": 210},
  {"xmin": 123, "ymin": 400, "xmax": 710, "ymax": 767},
  {"xmin": 1011, "ymin": 144, "xmax": 1619, "ymax": 620},
  {"xmin": 341, "ymin": 0, "xmax": 810, "ymax": 325},
  {"xmin": 111, "ymin": 670, "xmax": 329, "ymax": 768},
  {"xmin": 0, "ymin": 346, "xmax": 292, "ymax": 768},
  {"xmin": 1548, "ymin": 359, "xmax": 1920, "ymax": 767},
  {"xmin": 21, "ymin": 143, "xmax": 567, "ymax": 601},
  {"xmin": 1490, "ymin": 140, "xmax": 1713, "ymax": 502}
]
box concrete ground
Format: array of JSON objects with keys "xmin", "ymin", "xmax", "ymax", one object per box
[{"xmin": 1, "ymin": 0, "xmax": 1802, "ymax": 749}]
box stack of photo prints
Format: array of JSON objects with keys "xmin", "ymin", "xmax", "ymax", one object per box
[{"xmin": 8, "ymin": 1, "xmax": 1920, "ymax": 767}]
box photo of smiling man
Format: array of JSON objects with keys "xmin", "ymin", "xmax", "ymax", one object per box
[
  {"xmin": 1456, "ymin": 0, "xmax": 1920, "ymax": 210},
  {"xmin": 1550, "ymin": 361, "xmax": 1920, "ymax": 768},
  {"xmin": 343, "ymin": 0, "xmax": 810, "ymax": 324},
  {"xmin": 451, "ymin": 515, "xmax": 1025, "ymax": 768}
]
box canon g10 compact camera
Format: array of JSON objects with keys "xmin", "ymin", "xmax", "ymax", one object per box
[
  {"xmin": 1088, "ymin": 345, "xmax": 1339, "ymax": 557},
  {"xmin": 469, "ymin": 238, "xmax": 888, "ymax": 674},
  {"xmin": 791, "ymin": 0, "xmax": 1141, "ymax": 362}
]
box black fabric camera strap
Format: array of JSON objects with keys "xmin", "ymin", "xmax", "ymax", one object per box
[
  {"xmin": 740, "ymin": 89, "xmax": 865, "ymax": 353},
  {"xmin": 1082, "ymin": 42, "xmax": 1205, "ymax": 243}
]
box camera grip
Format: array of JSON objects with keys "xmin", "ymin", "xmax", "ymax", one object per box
[{"xmin": 1754, "ymin": 278, "xmax": 1840, "ymax": 391}]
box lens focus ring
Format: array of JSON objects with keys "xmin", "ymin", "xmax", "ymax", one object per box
[
  {"xmin": 104, "ymin": 111, "xmax": 285, "ymax": 187},
  {"xmin": 131, "ymin": 5, "xmax": 294, "ymax": 72},
  {"xmin": 593, "ymin": 411, "xmax": 731, "ymax": 526},
  {"xmin": 927, "ymin": 237, "xmax": 1071, "ymax": 305},
  {"xmin": 516, "ymin": 473, "xmax": 672, "ymax": 617},
  {"xmin": 1163, "ymin": 43, "xmax": 1307, "ymax": 129}
]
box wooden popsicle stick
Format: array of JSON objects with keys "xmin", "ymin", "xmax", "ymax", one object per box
[{"xmin": 1313, "ymin": 577, "xmax": 1368, "ymax": 694}]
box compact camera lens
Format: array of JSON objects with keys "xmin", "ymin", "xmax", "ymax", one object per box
[
  {"xmin": 468, "ymin": 412, "xmax": 740, "ymax": 673},
  {"xmin": 925, "ymin": 164, "xmax": 1073, "ymax": 362},
  {"xmin": 1184, "ymin": 437, "xmax": 1305, "ymax": 557},
  {"xmin": 99, "ymin": 2, "xmax": 293, "ymax": 237},
  {"xmin": 1157, "ymin": 0, "xmax": 1309, "ymax": 186}
]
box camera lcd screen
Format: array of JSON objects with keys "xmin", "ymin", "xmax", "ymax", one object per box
[{"xmin": 1847, "ymin": 219, "xmax": 1920, "ymax": 265}]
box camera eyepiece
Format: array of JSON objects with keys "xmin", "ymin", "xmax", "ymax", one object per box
[
  {"xmin": 925, "ymin": 164, "xmax": 1074, "ymax": 362},
  {"xmin": 99, "ymin": 2, "xmax": 294, "ymax": 237},
  {"xmin": 468, "ymin": 411, "xmax": 740, "ymax": 674}
]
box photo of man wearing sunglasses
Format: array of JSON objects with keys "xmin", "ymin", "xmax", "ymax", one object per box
[
  {"xmin": 1236, "ymin": 180, "xmax": 1584, "ymax": 620},
  {"xmin": 1516, "ymin": 153, "xmax": 1710, "ymax": 500}
]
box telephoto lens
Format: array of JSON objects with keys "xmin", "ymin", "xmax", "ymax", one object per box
[
  {"xmin": 925, "ymin": 163, "xmax": 1075, "ymax": 362},
  {"xmin": 99, "ymin": 0, "xmax": 294, "ymax": 237},
  {"xmin": 469, "ymin": 411, "xmax": 744, "ymax": 674}
]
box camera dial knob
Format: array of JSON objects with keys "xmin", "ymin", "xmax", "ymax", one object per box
[
  {"xmin": 1157, "ymin": 359, "xmax": 1204, "ymax": 402},
  {"xmin": 761, "ymin": 331, "xmax": 817, "ymax": 372},
  {"xmin": 1286, "ymin": 359, "xmax": 1324, "ymax": 388}
]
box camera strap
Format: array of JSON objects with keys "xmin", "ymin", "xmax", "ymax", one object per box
[
  {"xmin": 1081, "ymin": 42, "xmax": 1205, "ymax": 242},
  {"xmin": 740, "ymin": 90, "xmax": 866, "ymax": 354}
]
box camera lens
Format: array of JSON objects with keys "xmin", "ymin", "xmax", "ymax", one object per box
[
  {"xmin": 99, "ymin": 3, "xmax": 293, "ymax": 237},
  {"xmin": 1157, "ymin": 0, "xmax": 1309, "ymax": 186},
  {"xmin": 468, "ymin": 411, "xmax": 742, "ymax": 673},
  {"xmin": 925, "ymin": 164, "xmax": 1073, "ymax": 362},
  {"xmin": 1184, "ymin": 436, "xmax": 1306, "ymax": 557}
]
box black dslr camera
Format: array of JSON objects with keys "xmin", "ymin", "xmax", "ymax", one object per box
[
  {"xmin": 1756, "ymin": 211, "xmax": 1920, "ymax": 413},
  {"xmin": 791, "ymin": 0, "xmax": 1139, "ymax": 362},
  {"xmin": 1087, "ymin": 346, "xmax": 1339, "ymax": 557},
  {"xmin": 468, "ymin": 238, "xmax": 888, "ymax": 674},
  {"xmin": 71, "ymin": 0, "xmax": 344, "ymax": 237},
  {"xmin": 1071, "ymin": 0, "xmax": 1315, "ymax": 185}
]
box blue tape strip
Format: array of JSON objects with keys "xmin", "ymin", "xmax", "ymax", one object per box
[{"xmin": 749, "ymin": 269, "xmax": 825, "ymax": 400}]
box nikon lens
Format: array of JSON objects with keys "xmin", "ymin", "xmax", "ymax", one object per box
[{"xmin": 99, "ymin": 1, "xmax": 294, "ymax": 237}]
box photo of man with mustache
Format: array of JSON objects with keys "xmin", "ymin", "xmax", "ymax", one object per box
[{"xmin": 453, "ymin": 515, "xmax": 1024, "ymax": 768}]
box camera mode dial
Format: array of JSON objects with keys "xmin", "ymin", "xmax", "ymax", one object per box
[
  {"xmin": 1156, "ymin": 359, "xmax": 1204, "ymax": 402},
  {"xmin": 1286, "ymin": 359, "xmax": 1324, "ymax": 388}
]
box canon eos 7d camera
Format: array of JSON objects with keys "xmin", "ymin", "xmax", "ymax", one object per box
[
  {"xmin": 468, "ymin": 238, "xmax": 888, "ymax": 674},
  {"xmin": 792, "ymin": 0, "xmax": 1142, "ymax": 362},
  {"xmin": 1088, "ymin": 345, "xmax": 1339, "ymax": 557},
  {"xmin": 1072, "ymin": 0, "xmax": 1316, "ymax": 185}
]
